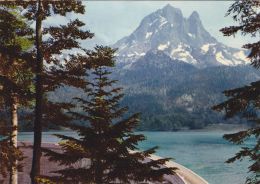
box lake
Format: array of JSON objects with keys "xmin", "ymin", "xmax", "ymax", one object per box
[{"xmin": 18, "ymin": 131, "xmax": 251, "ymax": 184}]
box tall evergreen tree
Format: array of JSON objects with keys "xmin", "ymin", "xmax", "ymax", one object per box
[
  {"xmin": 213, "ymin": 1, "xmax": 259, "ymax": 183},
  {"xmin": 0, "ymin": 6, "xmax": 33, "ymax": 184},
  {"xmin": 42, "ymin": 46, "xmax": 176, "ymax": 184},
  {"xmin": 0, "ymin": 1, "xmax": 93, "ymax": 183}
]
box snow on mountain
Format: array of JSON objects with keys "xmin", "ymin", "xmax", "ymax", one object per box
[{"xmin": 113, "ymin": 4, "xmax": 249, "ymax": 68}]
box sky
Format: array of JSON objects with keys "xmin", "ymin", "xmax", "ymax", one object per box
[{"xmin": 47, "ymin": 1, "xmax": 256, "ymax": 49}]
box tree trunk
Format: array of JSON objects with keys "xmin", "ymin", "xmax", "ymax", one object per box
[
  {"xmin": 9, "ymin": 96, "xmax": 18, "ymax": 184},
  {"xmin": 30, "ymin": 0, "xmax": 43, "ymax": 183},
  {"xmin": 95, "ymin": 159, "xmax": 103, "ymax": 184}
]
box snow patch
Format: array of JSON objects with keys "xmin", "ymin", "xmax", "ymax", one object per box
[
  {"xmin": 127, "ymin": 53, "xmax": 135, "ymax": 57},
  {"xmin": 159, "ymin": 21, "xmax": 167, "ymax": 28},
  {"xmin": 145, "ymin": 32, "xmax": 153, "ymax": 39},
  {"xmin": 149, "ymin": 18, "xmax": 158, "ymax": 26},
  {"xmin": 201, "ymin": 44, "xmax": 210, "ymax": 53},
  {"xmin": 201, "ymin": 43, "xmax": 216, "ymax": 53},
  {"xmin": 215, "ymin": 52, "xmax": 233, "ymax": 65},
  {"xmin": 159, "ymin": 16, "xmax": 168, "ymax": 28},
  {"xmin": 188, "ymin": 33, "xmax": 195, "ymax": 38},
  {"xmin": 233, "ymin": 51, "xmax": 249, "ymax": 62},
  {"xmin": 171, "ymin": 44, "xmax": 197, "ymax": 64},
  {"xmin": 158, "ymin": 41, "xmax": 170, "ymax": 51},
  {"xmin": 126, "ymin": 52, "xmax": 146, "ymax": 58},
  {"xmin": 119, "ymin": 43, "xmax": 127, "ymax": 51},
  {"xmin": 158, "ymin": 44, "xmax": 168, "ymax": 51}
]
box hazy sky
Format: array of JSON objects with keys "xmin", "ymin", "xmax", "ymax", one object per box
[{"xmin": 47, "ymin": 1, "xmax": 256, "ymax": 49}]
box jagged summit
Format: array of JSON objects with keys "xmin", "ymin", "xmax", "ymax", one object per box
[
  {"xmin": 160, "ymin": 4, "xmax": 183, "ymax": 20},
  {"xmin": 113, "ymin": 4, "xmax": 249, "ymax": 68},
  {"xmin": 164, "ymin": 3, "xmax": 175, "ymax": 10},
  {"xmin": 189, "ymin": 11, "xmax": 200, "ymax": 20},
  {"xmin": 188, "ymin": 11, "xmax": 202, "ymax": 29}
]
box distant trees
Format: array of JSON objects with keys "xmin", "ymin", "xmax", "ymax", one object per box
[
  {"xmin": 0, "ymin": 6, "xmax": 33, "ymax": 184},
  {"xmin": 42, "ymin": 46, "xmax": 176, "ymax": 184},
  {"xmin": 213, "ymin": 0, "xmax": 259, "ymax": 183}
]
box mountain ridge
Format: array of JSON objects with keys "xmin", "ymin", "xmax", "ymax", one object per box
[{"xmin": 113, "ymin": 4, "xmax": 249, "ymax": 68}]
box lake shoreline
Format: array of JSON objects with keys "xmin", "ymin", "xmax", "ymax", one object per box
[
  {"xmin": 17, "ymin": 131, "xmax": 250, "ymax": 184},
  {"xmin": 19, "ymin": 123, "xmax": 250, "ymax": 133}
]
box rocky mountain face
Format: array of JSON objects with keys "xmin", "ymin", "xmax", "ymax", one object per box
[
  {"xmin": 113, "ymin": 4, "xmax": 249, "ymax": 69},
  {"xmin": 109, "ymin": 4, "xmax": 259, "ymax": 130}
]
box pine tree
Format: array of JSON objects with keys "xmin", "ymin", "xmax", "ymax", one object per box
[
  {"xmin": 213, "ymin": 1, "xmax": 259, "ymax": 183},
  {"xmin": 0, "ymin": 6, "xmax": 33, "ymax": 184},
  {"xmin": 42, "ymin": 46, "xmax": 176, "ymax": 184},
  {"xmin": 0, "ymin": 1, "xmax": 93, "ymax": 183}
]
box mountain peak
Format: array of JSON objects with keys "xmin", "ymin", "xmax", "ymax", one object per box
[
  {"xmin": 189, "ymin": 11, "xmax": 200, "ymax": 19},
  {"xmin": 113, "ymin": 5, "xmax": 248, "ymax": 68},
  {"xmin": 188, "ymin": 11, "xmax": 201, "ymax": 26},
  {"xmin": 161, "ymin": 4, "xmax": 183, "ymax": 20},
  {"xmin": 162, "ymin": 4, "xmax": 181, "ymax": 13}
]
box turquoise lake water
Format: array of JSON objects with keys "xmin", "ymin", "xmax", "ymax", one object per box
[{"xmin": 18, "ymin": 131, "xmax": 251, "ymax": 184}]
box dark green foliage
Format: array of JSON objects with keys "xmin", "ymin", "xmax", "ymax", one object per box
[
  {"xmin": 213, "ymin": 1, "xmax": 260, "ymax": 183},
  {"xmin": 2, "ymin": 1, "xmax": 94, "ymax": 182},
  {"xmin": 119, "ymin": 64, "xmax": 258, "ymax": 131},
  {"xmin": 213, "ymin": 81, "xmax": 260, "ymax": 184},
  {"xmin": 43, "ymin": 46, "xmax": 176, "ymax": 184},
  {"xmin": 0, "ymin": 6, "xmax": 33, "ymax": 181},
  {"xmin": 0, "ymin": 6, "xmax": 34, "ymax": 102}
]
